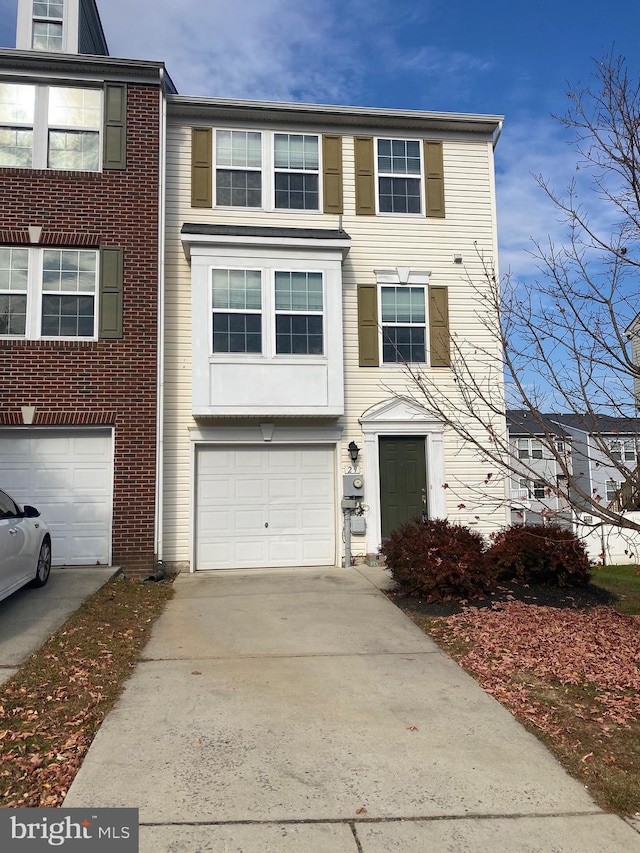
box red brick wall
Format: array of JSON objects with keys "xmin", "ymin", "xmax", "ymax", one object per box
[{"xmin": 0, "ymin": 84, "xmax": 161, "ymax": 576}]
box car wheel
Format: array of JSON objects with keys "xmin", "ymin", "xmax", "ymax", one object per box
[{"xmin": 31, "ymin": 537, "xmax": 51, "ymax": 588}]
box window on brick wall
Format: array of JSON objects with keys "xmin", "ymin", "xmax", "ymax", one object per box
[
  {"xmin": 0, "ymin": 247, "xmax": 98, "ymax": 339},
  {"xmin": 0, "ymin": 82, "xmax": 101, "ymax": 170}
]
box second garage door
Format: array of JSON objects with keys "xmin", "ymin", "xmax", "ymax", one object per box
[
  {"xmin": 195, "ymin": 444, "xmax": 336, "ymax": 570},
  {"xmin": 0, "ymin": 428, "xmax": 113, "ymax": 566}
]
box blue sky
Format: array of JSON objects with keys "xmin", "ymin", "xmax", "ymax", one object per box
[{"xmin": 1, "ymin": 0, "xmax": 639, "ymax": 282}]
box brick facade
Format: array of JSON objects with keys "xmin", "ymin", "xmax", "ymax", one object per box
[{"xmin": 0, "ymin": 83, "xmax": 161, "ymax": 576}]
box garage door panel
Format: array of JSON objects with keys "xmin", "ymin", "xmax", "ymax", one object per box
[
  {"xmin": 268, "ymin": 479, "xmax": 298, "ymax": 500},
  {"xmin": 73, "ymin": 466, "xmax": 110, "ymax": 492},
  {"xmin": 0, "ymin": 429, "xmax": 112, "ymax": 566},
  {"xmin": 33, "ymin": 466, "xmax": 70, "ymax": 492},
  {"xmin": 196, "ymin": 444, "xmax": 336, "ymax": 570}
]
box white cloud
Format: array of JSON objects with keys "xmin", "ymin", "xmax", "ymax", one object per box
[
  {"xmin": 496, "ymin": 116, "xmax": 590, "ymax": 278},
  {"xmin": 100, "ymin": 0, "xmax": 366, "ymax": 103}
]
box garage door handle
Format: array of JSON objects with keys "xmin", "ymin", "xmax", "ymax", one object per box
[{"xmin": 264, "ymin": 522, "xmax": 269, "ymax": 528}]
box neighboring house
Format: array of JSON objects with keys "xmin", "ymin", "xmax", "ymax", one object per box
[
  {"xmin": 552, "ymin": 414, "xmax": 640, "ymax": 516},
  {"xmin": 0, "ymin": 0, "xmax": 174, "ymax": 574},
  {"xmin": 161, "ymin": 98, "xmax": 509, "ymax": 571},
  {"xmin": 506, "ymin": 411, "xmax": 573, "ymax": 526},
  {"xmin": 625, "ymin": 313, "xmax": 640, "ymax": 408}
]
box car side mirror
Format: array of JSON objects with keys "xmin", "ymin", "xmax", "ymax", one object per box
[{"xmin": 22, "ymin": 505, "xmax": 41, "ymax": 518}]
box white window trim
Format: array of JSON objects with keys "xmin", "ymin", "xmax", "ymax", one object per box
[
  {"xmin": 0, "ymin": 82, "xmax": 102, "ymax": 171},
  {"xmin": 0, "ymin": 246, "xmax": 99, "ymax": 341},
  {"xmin": 374, "ymin": 136, "xmax": 424, "ymax": 216},
  {"xmin": 374, "ymin": 268, "xmax": 432, "ymax": 366},
  {"xmin": 16, "ymin": 0, "xmax": 79, "ymax": 53},
  {"xmin": 213, "ymin": 129, "xmax": 264, "ymax": 210},
  {"xmin": 211, "ymin": 128, "xmax": 323, "ymax": 213},
  {"xmin": 209, "ymin": 264, "xmax": 326, "ymax": 361}
]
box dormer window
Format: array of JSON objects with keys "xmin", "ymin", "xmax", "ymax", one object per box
[{"xmin": 32, "ymin": 0, "xmax": 64, "ymax": 51}]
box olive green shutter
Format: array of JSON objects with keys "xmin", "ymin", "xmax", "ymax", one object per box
[
  {"xmin": 429, "ymin": 285, "xmax": 450, "ymax": 366},
  {"xmin": 424, "ymin": 140, "xmax": 445, "ymax": 218},
  {"xmin": 191, "ymin": 127, "xmax": 213, "ymax": 208},
  {"xmin": 322, "ymin": 135, "xmax": 343, "ymax": 214},
  {"xmin": 103, "ymin": 83, "xmax": 126, "ymax": 170},
  {"xmin": 99, "ymin": 248, "xmax": 124, "ymax": 339},
  {"xmin": 354, "ymin": 136, "xmax": 376, "ymax": 215},
  {"xmin": 357, "ymin": 281, "xmax": 379, "ymax": 366}
]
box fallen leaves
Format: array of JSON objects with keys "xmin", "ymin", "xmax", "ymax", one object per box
[
  {"xmin": 0, "ymin": 576, "xmax": 173, "ymax": 808},
  {"xmin": 430, "ymin": 602, "xmax": 640, "ymax": 727}
]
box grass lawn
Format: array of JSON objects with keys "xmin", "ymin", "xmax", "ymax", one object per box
[
  {"xmin": 391, "ymin": 566, "xmax": 640, "ymax": 817},
  {"xmin": 0, "ymin": 575, "xmax": 174, "ymax": 808}
]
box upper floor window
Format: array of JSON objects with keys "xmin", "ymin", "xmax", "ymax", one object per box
[
  {"xmin": 32, "ymin": 0, "xmax": 64, "ymax": 51},
  {"xmin": 377, "ymin": 139, "xmax": 422, "ymax": 214},
  {"xmin": 0, "ymin": 83, "xmax": 101, "ymax": 171},
  {"xmin": 210, "ymin": 267, "xmax": 325, "ymax": 357},
  {"xmin": 517, "ymin": 438, "xmax": 543, "ymax": 459},
  {"xmin": 209, "ymin": 131, "xmax": 320, "ymax": 211},
  {"xmin": 275, "ymin": 272, "xmax": 323, "ymax": 354},
  {"xmin": 0, "ymin": 247, "xmax": 98, "ymax": 339},
  {"xmin": 274, "ymin": 134, "xmax": 319, "ymax": 210},
  {"xmin": 609, "ymin": 439, "xmax": 636, "ymax": 463},
  {"xmin": 212, "ymin": 269, "xmax": 262, "ymax": 354},
  {"xmin": 215, "ymin": 130, "xmax": 262, "ymax": 208},
  {"xmin": 381, "ymin": 286, "xmax": 426, "ymax": 363},
  {"xmin": 606, "ymin": 479, "xmax": 619, "ymax": 503}
]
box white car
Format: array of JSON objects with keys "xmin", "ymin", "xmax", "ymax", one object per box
[{"xmin": 0, "ymin": 488, "xmax": 51, "ymax": 603}]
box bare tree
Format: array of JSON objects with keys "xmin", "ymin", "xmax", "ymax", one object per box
[{"xmin": 394, "ymin": 54, "xmax": 640, "ymax": 535}]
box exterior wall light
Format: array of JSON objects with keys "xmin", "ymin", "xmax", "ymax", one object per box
[{"xmin": 348, "ymin": 441, "xmax": 360, "ymax": 463}]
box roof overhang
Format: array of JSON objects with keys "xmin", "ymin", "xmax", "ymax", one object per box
[
  {"xmin": 181, "ymin": 223, "xmax": 351, "ymax": 261},
  {"xmin": 0, "ymin": 49, "xmax": 176, "ymax": 90},
  {"xmin": 168, "ymin": 95, "xmax": 503, "ymax": 141}
]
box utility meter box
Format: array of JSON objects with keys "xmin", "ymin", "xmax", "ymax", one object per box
[{"xmin": 343, "ymin": 474, "xmax": 364, "ymax": 497}]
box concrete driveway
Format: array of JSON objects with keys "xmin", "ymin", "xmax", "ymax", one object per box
[
  {"xmin": 64, "ymin": 566, "xmax": 640, "ymax": 852},
  {"xmin": 0, "ymin": 566, "xmax": 118, "ymax": 686}
]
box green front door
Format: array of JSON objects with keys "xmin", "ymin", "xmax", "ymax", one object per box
[{"xmin": 379, "ymin": 436, "xmax": 427, "ymax": 539}]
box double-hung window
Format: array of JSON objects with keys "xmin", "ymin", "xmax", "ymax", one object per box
[
  {"xmin": 381, "ymin": 286, "xmax": 426, "ymax": 363},
  {"xmin": 517, "ymin": 438, "xmax": 543, "ymax": 459},
  {"xmin": 212, "ymin": 269, "xmax": 262, "ymax": 354},
  {"xmin": 0, "ymin": 247, "xmax": 98, "ymax": 339},
  {"xmin": 609, "ymin": 439, "xmax": 636, "ymax": 463},
  {"xmin": 606, "ymin": 479, "xmax": 619, "ymax": 503},
  {"xmin": 274, "ymin": 134, "xmax": 319, "ymax": 210},
  {"xmin": 0, "ymin": 82, "xmax": 101, "ymax": 171},
  {"xmin": 32, "ymin": 0, "xmax": 64, "ymax": 51},
  {"xmin": 275, "ymin": 272, "xmax": 323, "ymax": 354},
  {"xmin": 215, "ymin": 130, "xmax": 262, "ymax": 207},
  {"xmin": 0, "ymin": 84, "xmax": 35, "ymax": 167},
  {"xmin": 377, "ymin": 139, "xmax": 422, "ymax": 214}
]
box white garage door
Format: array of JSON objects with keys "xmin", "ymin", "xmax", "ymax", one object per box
[
  {"xmin": 0, "ymin": 429, "xmax": 113, "ymax": 566},
  {"xmin": 196, "ymin": 444, "xmax": 336, "ymax": 570}
]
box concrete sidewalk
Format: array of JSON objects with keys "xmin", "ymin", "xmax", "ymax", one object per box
[
  {"xmin": 64, "ymin": 566, "xmax": 640, "ymax": 851},
  {"xmin": 0, "ymin": 566, "xmax": 119, "ymax": 686}
]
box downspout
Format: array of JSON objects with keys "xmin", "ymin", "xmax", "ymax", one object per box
[{"xmin": 154, "ymin": 70, "xmax": 168, "ymax": 565}]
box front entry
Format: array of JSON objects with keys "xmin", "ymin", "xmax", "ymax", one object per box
[{"xmin": 379, "ymin": 436, "xmax": 427, "ymax": 539}]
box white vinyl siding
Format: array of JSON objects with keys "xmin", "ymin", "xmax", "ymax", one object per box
[{"xmin": 163, "ymin": 124, "xmax": 507, "ymax": 563}]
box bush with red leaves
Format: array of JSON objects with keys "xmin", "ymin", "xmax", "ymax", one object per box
[
  {"xmin": 380, "ymin": 517, "xmax": 493, "ymax": 601},
  {"xmin": 486, "ymin": 523, "xmax": 591, "ymax": 587}
]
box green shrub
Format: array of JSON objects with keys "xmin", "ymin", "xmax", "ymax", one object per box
[
  {"xmin": 380, "ymin": 518, "xmax": 493, "ymax": 601},
  {"xmin": 486, "ymin": 523, "xmax": 591, "ymax": 587}
]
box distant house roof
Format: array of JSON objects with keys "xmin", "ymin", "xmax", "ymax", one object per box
[
  {"xmin": 506, "ymin": 410, "xmax": 569, "ymax": 438},
  {"xmin": 552, "ymin": 413, "xmax": 640, "ymax": 436}
]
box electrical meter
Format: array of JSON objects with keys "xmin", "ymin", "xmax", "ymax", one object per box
[{"xmin": 343, "ymin": 474, "xmax": 364, "ymax": 497}]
